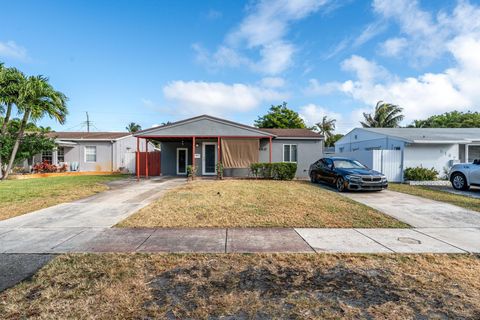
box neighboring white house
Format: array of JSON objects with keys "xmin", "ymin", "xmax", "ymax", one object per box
[
  {"xmin": 334, "ymin": 128, "xmax": 480, "ymax": 181},
  {"xmin": 23, "ymin": 132, "xmax": 153, "ymax": 173}
]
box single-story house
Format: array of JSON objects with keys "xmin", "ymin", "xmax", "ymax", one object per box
[
  {"xmin": 133, "ymin": 115, "xmax": 323, "ymax": 178},
  {"xmin": 334, "ymin": 128, "xmax": 480, "ymax": 180},
  {"xmin": 24, "ymin": 132, "xmax": 151, "ymax": 173}
]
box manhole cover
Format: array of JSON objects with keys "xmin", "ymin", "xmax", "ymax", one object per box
[{"xmin": 397, "ymin": 237, "xmax": 421, "ymax": 244}]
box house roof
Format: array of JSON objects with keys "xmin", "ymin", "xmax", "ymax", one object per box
[
  {"xmin": 359, "ymin": 128, "xmax": 480, "ymax": 143},
  {"xmin": 259, "ymin": 128, "xmax": 323, "ymax": 139},
  {"xmin": 134, "ymin": 114, "xmax": 275, "ymax": 138},
  {"xmin": 46, "ymin": 132, "xmax": 131, "ymax": 140}
]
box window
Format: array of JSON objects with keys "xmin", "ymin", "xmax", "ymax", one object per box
[
  {"xmin": 85, "ymin": 146, "xmax": 97, "ymax": 162},
  {"xmin": 57, "ymin": 147, "xmax": 65, "ymax": 162},
  {"xmin": 42, "ymin": 150, "xmax": 53, "ymax": 163},
  {"xmin": 283, "ymin": 144, "xmax": 297, "ymax": 162}
]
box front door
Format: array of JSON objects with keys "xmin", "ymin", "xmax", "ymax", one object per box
[
  {"xmin": 202, "ymin": 142, "xmax": 217, "ymax": 175},
  {"xmin": 176, "ymin": 148, "xmax": 188, "ymax": 175}
]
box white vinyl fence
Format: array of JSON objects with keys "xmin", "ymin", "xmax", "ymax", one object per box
[
  {"xmin": 122, "ymin": 152, "xmax": 137, "ymax": 174},
  {"xmin": 333, "ymin": 150, "xmax": 404, "ymax": 182}
]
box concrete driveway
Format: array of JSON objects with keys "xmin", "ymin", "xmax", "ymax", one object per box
[
  {"xmin": 0, "ymin": 177, "xmax": 186, "ymax": 253},
  {"xmin": 342, "ymin": 189, "xmax": 480, "ymax": 228}
]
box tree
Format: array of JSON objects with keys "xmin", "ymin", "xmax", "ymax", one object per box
[
  {"xmin": 315, "ymin": 116, "xmax": 336, "ymax": 141},
  {"xmin": 254, "ymin": 102, "xmax": 307, "ymax": 128},
  {"xmin": 361, "ymin": 101, "xmax": 404, "ymax": 128},
  {"xmin": 2, "ymin": 75, "xmax": 67, "ymax": 180},
  {"xmin": 410, "ymin": 111, "xmax": 480, "ymax": 128},
  {"xmin": 0, "ymin": 119, "xmax": 55, "ymax": 170},
  {"xmin": 325, "ymin": 133, "xmax": 344, "ymax": 147},
  {"xmin": 126, "ymin": 122, "xmax": 142, "ymax": 133}
]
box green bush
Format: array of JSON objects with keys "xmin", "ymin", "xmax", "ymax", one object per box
[
  {"xmin": 404, "ymin": 166, "xmax": 438, "ymax": 181},
  {"xmin": 250, "ymin": 162, "xmax": 297, "ymax": 180}
]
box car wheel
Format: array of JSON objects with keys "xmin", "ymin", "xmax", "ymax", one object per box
[
  {"xmin": 451, "ymin": 173, "xmax": 469, "ymax": 191},
  {"xmin": 310, "ymin": 172, "xmax": 318, "ymax": 183},
  {"xmin": 336, "ymin": 177, "xmax": 346, "ymax": 192}
]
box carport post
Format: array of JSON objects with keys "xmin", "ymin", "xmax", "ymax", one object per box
[
  {"xmin": 136, "ymin": 137, "xmax": 140, "ymax": 181},
  {"xmin": 145, "ymin": 139, "xmax": 149, "ymax": 179},
  {"xmin": 269, "ymin": 137, "xmax": 272, "ymax": 163},
  {"xmin": 192, "ymin": 136, "xmax": 196, "ymax": 172},
  {"xmin": 217, "ymin": 136, "xmax": 221, "ymax": 165}
]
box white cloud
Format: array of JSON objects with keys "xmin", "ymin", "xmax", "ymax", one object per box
[
  {"xmin": 299, "ymin": 103, "xmax": 364, "ymax": 133},
  {"xmin": 0, "ymin": 41, "xmax": 28, "ymax": 61},
  {"xmin": 380, "ymin": 37, "xmax": 408, "ymax": 57},
  {"xmin": 305, "ymin": 79, "xmax": 341, "ymax": 95},
  {"xmin": 260, "ymin": 77, "xmax": 285, "ymax": 88},
  {"xmin": 373, "ymin": 0, "xmax": 480, "ymax": 65},
  {"xmin": 162, "ymin": 80, "xmax": 287, "ymax": 116},
  {"xmin": 195, "ymin": 0, "xmax": 328, "ymax": 75},
  {"xmin": 299, "ymin": 103, "xmax": 342, "ymax": 126},
  {"xmin": 308, "ymin": 1, "xmax": 480, "ymax": 124}
]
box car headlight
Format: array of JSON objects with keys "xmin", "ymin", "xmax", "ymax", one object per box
[
  {"xmin": 381, "ymin": 175, "xmax": 387, "ymax": 181},
  {"xmin": 345, "ymin": 175, "xmax": 361, "ymax": 181}
]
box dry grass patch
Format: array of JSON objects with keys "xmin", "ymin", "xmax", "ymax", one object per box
[
  {"xmin": 0, "ymin": 175, "xmax": 125, "ymax": 221},
  {"xmin": 118, "ymin": 180, "xmax": 406, "ymax": 228},
  {"xmin": 1, "ymin": 254, "xmax": 479, "ymax": 319},
  {"xmin": 389, "ymin": 183, "xmax": 480, "ymax": 212}
]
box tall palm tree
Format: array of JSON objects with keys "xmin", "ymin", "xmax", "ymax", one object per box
[
  {"xmin": 2, "ymin": 75, "xmax": 68, "ymax": 180},
  {"xmin": 0, "ymin": 65, "xmax": 25, "ymax": 178},
  {"xmin": 315, "ymin": 116, "xmax": 336, "ymax": 141},
  {"xmin": 126, "ymin": 122, "xmax": 142, "ymax": 133},
  {"xmin": 0, "ymin": 65, "xmax": 24, "ymax": 135},
  {"xmin": 361, "ymin": 101, "xmax": 404, "ymax": 128}
]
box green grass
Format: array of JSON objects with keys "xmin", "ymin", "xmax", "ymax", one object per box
[
  {"xmin": 389, "ymin": 183, "xmax": 480, "ymax": 212},
  {"xmin": 0, "ymin": 175, "xmax": 126, "ymax": 221}
]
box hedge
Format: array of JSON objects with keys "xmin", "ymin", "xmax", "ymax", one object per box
[
  {"xmin": 404, "ymin": 166, "xmax": 439, "ymax": 181},
  {"xmin": 250, "ymin": 162, "xmax": 297, "ymax": 180}
]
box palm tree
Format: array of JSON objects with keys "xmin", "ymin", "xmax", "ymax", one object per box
[
  {"xmin": 315, "ymin": 116, "xmax": 336, "ymax": 141},
  {"xmin": 2, "ymin": 75, "xmax": 67, "ymax": 180},
  {"xmin": 0, "ymin": 65, "xmax": 25, "ymax": 178},
  {"xmin": 0, "ymin": 65, "xmax": 24, "ymax": 135},
  {"xmin": 361, "ymin": 101, "xmax": 404, "ymax": 128},
  {"xmin": 126, "ymin": 122, "xmax": 142, "ymax": 133}
]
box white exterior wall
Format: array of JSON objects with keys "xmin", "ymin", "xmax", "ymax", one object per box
[
  {"xmin": 335, "ymin": 128, "xmax": 405, "ymax": 153},
  {"xmin": 404, "ymin": 143, "xmax": 459, "ymax": 176}
]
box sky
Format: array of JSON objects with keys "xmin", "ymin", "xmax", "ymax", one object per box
[{"xmin": 1, "ymin": 0, "xmax": 480, "ymax": 133}]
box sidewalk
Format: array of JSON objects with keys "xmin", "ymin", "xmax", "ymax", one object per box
[{"xmin": 1, "ymin": 227, "xmax": 479, "ymax": 254}]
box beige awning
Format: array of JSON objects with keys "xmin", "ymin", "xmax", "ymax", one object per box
[{"xmin": 221, "ymin": 138, "xmax": 259, "ymax": 168}]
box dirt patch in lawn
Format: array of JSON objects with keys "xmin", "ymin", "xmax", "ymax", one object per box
[
  {"xmin": 0, "ymin": 175, "xmax": 126, "ymax": 221},
  {"xmin": 389, "ymin": 183, "xmax": 480, "ymax": 213},
  {"xmin": 1, "ymin": 254, "xmax": 479, "ymax": 319},
  {"xmin": 118, "ymin": 180, "xmax": 407, "ymax": 228}
]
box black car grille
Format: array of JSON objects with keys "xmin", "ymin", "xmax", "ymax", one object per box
[{"xmin": 361, "ymin": 176, "xmax": 382, "ymax": 182}]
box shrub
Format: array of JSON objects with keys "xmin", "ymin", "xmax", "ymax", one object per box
[
  {"xmin": 216, "ymin": 162, "xmax": 224, "ymax": 180},
  {"xmin": 404, "ymin": 166, "xmax": 438, "ymax": 181},
  {"xmin": 250, "ymin": 162, "xmax": 297, "ymax": 180},
  {"xmin": 187, "ymin": 165, "xmax": 197, "ymax": 180},
  {"xmin": 32, "ymin": 161, "xmax": 58, "ymax": 173}
]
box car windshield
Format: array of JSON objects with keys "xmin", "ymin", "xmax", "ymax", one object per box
[{"xmin": 333, "ymin": 159, "xmax": 366, "ymax": 169}]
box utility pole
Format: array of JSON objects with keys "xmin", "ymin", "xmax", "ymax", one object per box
[{"xmin": 85, "ymin": 112, "xmax": 91, "ymax": 132}]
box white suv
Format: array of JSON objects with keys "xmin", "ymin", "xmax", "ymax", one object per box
[{"xmin": 449, "ymin": 159, "xmax": 480, "ymax": 190}]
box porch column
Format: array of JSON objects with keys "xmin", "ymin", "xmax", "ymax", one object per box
[
  {"xmin": 145, "ymin": 139, "xmax": 149, "ymax": 179},
  {"xmin": 466, "ymin": 144, "xmax": 470, "ymax": 163},
  {"xmin": 269, "ymin": 137, "xmax": 272, "ymax": 163},
  {"xmin": 192, "ymin": 136, "xmax": 196, "ymax": 169},
  {"xmin": 136, "ymin": 137, "xmax": 140, "ymax": 181},
  {"xmin": 217, "ymin": 136, "xmax": 221, "ymax": 164}
]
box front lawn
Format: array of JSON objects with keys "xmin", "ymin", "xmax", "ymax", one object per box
[
  {"xmin": 1, "ymin": 253, "xmax": 479, "ymax": 319},
  {"xmin": 389, "ymin": 183, "xmax": 480, "ymax": 212},
  {"xmin": 118, "ymin": 180, "xmax": 407, "ymax": 228},
  {"xmin": 0, "ymin": 175, "xmax": 126, "ymax": 221}
]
